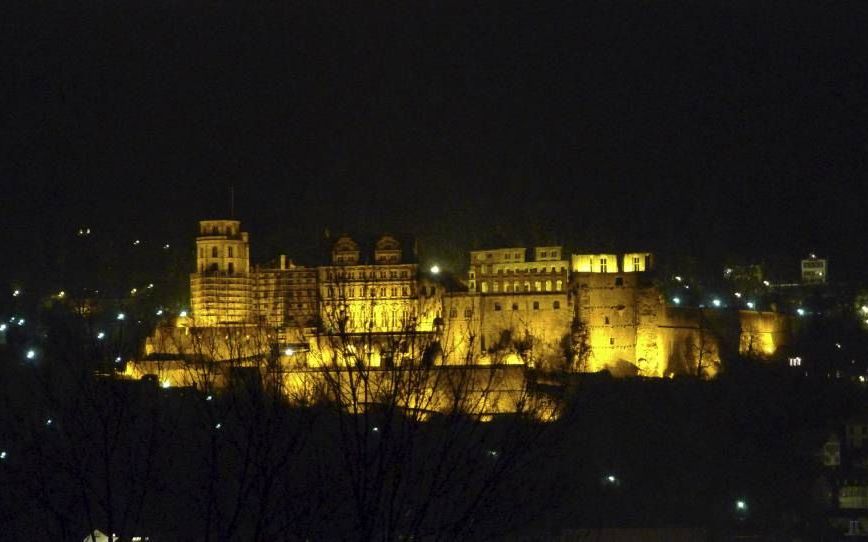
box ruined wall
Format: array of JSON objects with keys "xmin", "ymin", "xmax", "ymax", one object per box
[{"xmin": 573, "ymin": 272, "xmax": 663, "ymax": 376}]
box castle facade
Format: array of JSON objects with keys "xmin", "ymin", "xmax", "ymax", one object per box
[{"xmin": 139, "ymin": 219, "xmax": 791, "ymax": 384}]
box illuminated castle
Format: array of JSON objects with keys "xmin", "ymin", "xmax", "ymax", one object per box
[{"xmin": 137, "ymin": 219, "xmax": 792, "ymax": 386}]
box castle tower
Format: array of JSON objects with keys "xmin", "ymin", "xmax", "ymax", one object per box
[{"xmin": 190, "ymin": 220, "xmax": 253, "ymax": 326}]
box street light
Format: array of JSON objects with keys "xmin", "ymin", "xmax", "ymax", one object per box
[
  {"xmin": 430, "ymin": 265, "xmax": 441, "ymax": 274},
  {"xmin": 117, "ymin": 312, "xmax": 125, "ymax": 321}
]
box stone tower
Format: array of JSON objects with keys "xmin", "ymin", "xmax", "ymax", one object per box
[{"xmin": 190, "ymin": 220, "xmax": 253, "ymax": 325}]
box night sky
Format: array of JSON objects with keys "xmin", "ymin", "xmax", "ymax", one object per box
[{"xmin": 4, "ymin": 1, "xmax": 868, "ymax": 285}]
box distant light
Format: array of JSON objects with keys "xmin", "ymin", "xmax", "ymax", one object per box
[
  {"xmin": 797, "ymin": 308, "xmax": 806, "ymax": 316},
  {"xmin": 762, "ymin": 280, "xmax": 770, "ymax": 286},
  {"xmin": 712, "ymin": 299, "xmax": 722, "ymax": 308},
  {"xmin": 0, "ymin": 451, "xmax": 6, "ymax": 460},
  {"xmin": 133, "ymin": 240, "xmax": 141, "ymax": 246},
  {"xmin": 430, "ymin": 265, "xmax": 441, "ymax": 274},
  {"xmin": 284, "ymin": 347, "xmax": 295, "ymax": 356},
  {"xmin": 179, "ymin": 310, "xmax": 188, "ymax": 318},
  {"xmin": 57, "ymin": 291, "xmax": 65, "ymax": 298},
  {"xmin": 45, "ymin": 418, "xmax": 53, "ymax": 426},
  {"xmin": 0, "ymin": 324, "xmax": 5, "ymax": 332},
  {"xmin": 810, "ymin": 253, "xmax": 816, "ymax": 259},
  {"xmin": 156, "ymin": 309, "xmax": 164, "ymax": 316},
  {"xmin": 12, "ymin": 289, "xmax": 20, "ymax": 297},
  {"xmin": 487, "ymin": 449, "xmax": 498, "ymax": 458},
  {"xmin": 161, "ymin": 379, "xmax": 170, "ymax": 389},
  {"xmin": 17, "ymin": 318, "xmax": 25, "ymax": 326},
  {"xmin": 836, "ymin": 343, "xmax": 842, "ymax": 349},
  {"xmin": 206, "ymin": 395, "xmax": 213, "ymax": 401},
  {"xmin": 25, "ymin": 350, "xmax": 35, "ymax": 360},
  {"xmin": 163, "ymin": 243, "xmax": 170, "ymax": 250},
  {"xmin": 215, "ymin": 423, "xmax": 222, "ymax": 430},
  {"xmin": 130, "ymin": 288, "xmax": 137, "ymax": 295},
  {"xmin": 860, "ymin": 376, "xmax": 866, "ymax": 383},
  {"xmin": 862, "ymin": 305, "xmax": 868, "ymax": 314},
  {"xmin": 147, "ymin": 283, "xmax": 154, "ymax": 289},
  {"xmin": 674, "ymin": 276, "xmax": 682, "ymax": 282},
  {"xmin": 96, "ymin": 331, "xmax": 105, "ymax": 340},
  {"xmin": 746, "ymin": 301, "xmax": 755, "ymax": 309},
  {"xmin": 672, "ymin": 297, "xmax": 681, "ymax": 305},
  {"xmin": 116, "ymin": 313, "xmax": 125, "ymax": 321},
  {"xmin": 606, "ymin": 474, "xmax": 617, "ymax": 483},
  {"xmin": 736, "ymin": 500, "xmax": 747, "ymax": 511},
  {"xmin": 684, "ymin": 284, "xmax": 690, "ymax": 289},
  {"xmin": 734, "ymin": 292, "xmax": 742, "ymax": 298},
  {"xmin": 372, "ymin": 426, "xmax": 379, "ymax": 433}
]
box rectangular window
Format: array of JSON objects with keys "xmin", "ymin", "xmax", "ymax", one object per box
[
  {"xmin": 533, "ymin": 301, "xmax": 539, "ymax": 310},
  {"xmin": 609, "ymin": 337, "xmax": 615, "ymax": 345},
  {"xmin": 494, "ymin": 302, "xmax": 502, "ymax": 311}
]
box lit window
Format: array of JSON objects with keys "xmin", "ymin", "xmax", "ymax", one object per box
[
  {"xmin": 481, "ymin": 282, "xmax": 488, "ymax": 293},
  {"xmin": 493, "ymin": 282, "xmax": 500, "ymax": 293},
  {"xmin": 556, "ymin": 280, "xmax": 563, "ymax": 291},
  {"xmin": 534, "ymin": 281, "xmax": 542, "ymax": 292},
  {"xmin": 600, "ymin": 258, "xmax": 608, "ymax": 273},
  {"xmin": 545, "ymin": 280, "xmax": 552, "ymax": 291}
]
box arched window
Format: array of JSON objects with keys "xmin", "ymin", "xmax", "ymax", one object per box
[
  {"xmin": 524, "ymin": 281, "xmax": 531, "ymax": 292},
  {"xmin": 211, "ymin": 246, "xmax": 218, "ymax": 258},
  {"xmin": 514, "ymin": 281, "xmax": 520, "ymax": 292},
  {"xmin": 556, "ymin": 280, "xmax": 563, "ymax": 291},
  {"xmin": 534, "ymin": 281, "xmax": 542, "ymax": 292},
  {"xmin": 545, "ymin": 280, "xmax": 552, "ymax": 292},
  {"xmin": 481, "ymin": 282, "xmax": 488, "ymax": 293}
]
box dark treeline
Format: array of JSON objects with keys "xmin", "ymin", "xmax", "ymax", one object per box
[{"xmin": 0, "ymin": 341, "xmax": 854, "ymax": 540}]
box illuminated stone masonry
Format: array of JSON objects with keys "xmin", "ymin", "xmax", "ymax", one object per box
[{"xmin": 140, "ymin": 219, "xmax": 792, "ymax": 386}]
